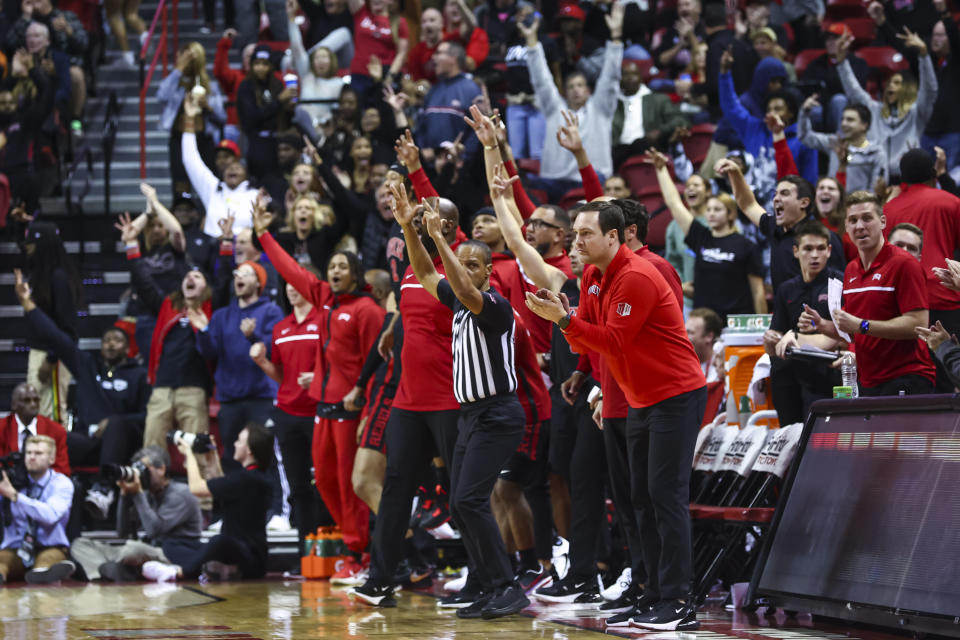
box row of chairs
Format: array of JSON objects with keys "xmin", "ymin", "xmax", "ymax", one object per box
[{"xmin": 687, "ymin": 412, "xmax": 805, "ymax": 605}]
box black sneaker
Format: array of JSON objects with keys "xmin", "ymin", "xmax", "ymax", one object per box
[
  {"xmin": 534, "ymin": 574, "xmax": 603, "ymax": 607},
  {"xmin": 631, "ymin": 598, "xmax": 699, "ymax": 631},
  {"xmin": 599, "ymin": 583, "xmax": 642, "ymax": 613},
  {"xmin": 25, "ymin": 560, "xmax": 76, "ymax": 584},
  {"xmin": 98, "ymin": 561, "xmax": 140, "ymax": 582},
  {"xmin": 438, "ymin": 583, "xmax": 483, "ymax": 608},
  {"xmin": 481, "ymin": 584, "xmax": 530, "ymax": 619},
  {"xmin": 348, "ymin": 581, "xmax": 397, "ymax": 608},
  {"xmin": 605, "ymin": 593, "xmax": 658, "ymax": 627},
  {"xmin": 455, "ymin": 591, "xmax": 493, "ymax": 619},
  {"xmin": 517, "ymin": 566, "xmax": 550, "ymax": 593}
]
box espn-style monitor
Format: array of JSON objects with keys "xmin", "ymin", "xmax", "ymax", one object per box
[{"xmin": 751, "ymin": 396, "xmax": 960, "ymax": 636}]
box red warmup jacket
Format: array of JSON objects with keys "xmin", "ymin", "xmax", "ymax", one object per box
[
  {"xmin": 259, "ymin": 232, "xmax": 385, "ymax": 404},
  {"xmin": 0, "ymin": 414, "xmax": 71, "ymax": 476},
  {"xmin": 564, "ymin": 244, "xmax": 705, "ymax": 408},
  {"xmin": 271, "ymin": 307, "xmax": 323, "ymax": 416},
  {"xmin": 884, "ymin": 183, "xmax": 960, "ymax": 311}
]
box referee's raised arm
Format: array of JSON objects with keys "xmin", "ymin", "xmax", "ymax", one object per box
[
  {"xmin": 422, "ymin": 199, "xmax": 487, "ymax": 314},
  {"xmin": 389, "ymin": 182, "xmax": 442, "ymax": 300}
]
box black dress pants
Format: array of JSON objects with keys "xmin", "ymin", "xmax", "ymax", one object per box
[
  {"xmin": 626, "ymin": 385, "xmax": 706, "ymax": 600},
  {"xmin": 269, "ymin": 407, "xmax": 332, "ymax": 551},
  {"xmin": 368, "ymin": 407, "xmax": 459, "ymax": 586},
  {"xmin": 449, "ymin": 394, "xmax": 524, "ymax": 591},
  {"xmin": 603, "ymin": 416, "xmax": 646, "ymax": 583}
]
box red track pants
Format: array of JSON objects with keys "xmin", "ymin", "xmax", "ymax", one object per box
[{"xmin": 313, "ymin": 416, "xmax": 370, "ymax": 554}]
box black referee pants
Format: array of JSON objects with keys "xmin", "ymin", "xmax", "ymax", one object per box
[
  {"xmin": 368, "ymin": 407, "xmax": 460, "ymax": 587},
  {"xmin": 603, "ymin": 417, "xmax": 646, "ymax": 584},
  {"xmin": 450, "ymin": 394, "xmax": 525, "ymax": 591},
  {"xmin": 626, "ymin": 385, "xmax": 706, "ymax": 601}
]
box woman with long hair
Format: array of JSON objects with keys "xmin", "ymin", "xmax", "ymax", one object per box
[
  {"xmin": 815, "ymin": 176, "xmax": 857, "ymax": 262},
  {"xmin": 158, "ymin": 42, "xmax": 226, "ymax": 195},
  {"xmin": 650, "ymin": 150, "xmax": 766, "ymax": 322},
  {"xmin": 287, "ymin": 0, "xmax": 344, "ymax": 127},
  {"xmin": 275, "ymin": 194, "xmax": 351, "ymax": 271},
  {"xmin": 118, "ymin": 212, "xmax": 216, "ymax": 449},
  {"xmin": 21, "ymin": 221, "xmax": 82, "ymax": 421},
  {"xmin": 237, "ymin": 45, "xmax": 297, "ymax": 181},
  {"xmin": 837, "ymin": 29, "xmax": 936, "ymax": 180}
]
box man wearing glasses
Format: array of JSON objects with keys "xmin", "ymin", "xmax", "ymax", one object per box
[{"xmin": 521, "ymin": 205, "xmax": 574, "ymax": 353}]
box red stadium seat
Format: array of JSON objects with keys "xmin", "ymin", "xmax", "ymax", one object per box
[
  {"xmin": 825, "ymin": 0, "xmax": 867, "ymax": 20},
  {"xmin": 793, "ymin": 48, "xmax": 825, "ymax": 76},
  {"xmin": 621, "ymin": 154, "xmax": 673, "ymax": 196},
  {"xmin": 857, "ymin": 46, "xmax": 909, "ymax": 72},
  {"xmin": 527, "ymin": 188, "xmax": 549, "ymax": 205},
  {"xmin": 846, "ymin": 17, "xmax": 877, "ymax": 46},
  {"xmin": 682, "ymin": 122, "xmax": 716, "ymax": 170},
  {"xmin": 559, "ymin": 187, "xmax": 586, "ymax": 210},
  {"xmin": 644, "ymin": 207, "xmax": 671, "ymax": 251},
  {"xmin": 624, "ymin": 58, "xmax": 657, "ymax": 82},
  {"xmin": 516, "ymin": 158, "xmax": 541, "ymax": 175}
]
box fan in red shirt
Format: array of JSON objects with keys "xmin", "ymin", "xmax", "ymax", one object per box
[
  {"xmin": 525, "ymin": 201, "xmax": 706, "ymax": 632},
  {"xmin": 251, "ymin": 281, "xmax": 325, "ymax": 554},
  {"xmin": 253, "ymin": 205, "xmax": 385, "ymax": 584},
  {"xmin": 408, "ymin": 8, "xmax": 444, "ymax": 82},
  {"xmin": 882, "ymin": 149, "xmax": 960, "ymax": 391},
  {"xmin": 800, "ymin": 191, "xmax": 935, "ymax": 395},
  {"xmin": 347, "ymin": 0, "xmax": 409, "ymax": 97}
]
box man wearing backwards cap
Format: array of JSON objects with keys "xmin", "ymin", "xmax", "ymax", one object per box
[{"xmin": 189, "ymin": 259, "xmax": 284, "ymax": 471}]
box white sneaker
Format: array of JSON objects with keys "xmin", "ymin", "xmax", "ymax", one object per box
[
  {"xmin": 601, "ymin": 567, "xmax": 632, "ymax": 602},
  {"xmin": 426, "ymin": 522, "xmax": 458, "ymax": 540},
  {"xmin": 552, "ymin": 537, "xmax": 570, "ymax": 581},
  {"xmin": 443, "ymin": 567, "xmax": 468, "ymax": 592},
  {"xmin": 142, "ymin": 561, "xmax": 179, "ymax": 583},
  {"xmin": 205, "ymin": 519, "xmax": 222, "ymax": 533},
  {"xmin": 266, "ymin": 514, "xmax": 292, "ymax": 531}
]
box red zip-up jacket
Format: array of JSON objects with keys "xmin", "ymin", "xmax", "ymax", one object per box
[
  {"xmin": 258, "ymin": 231, "xmax": 385, "ymax": 404},
  {"xmin": 564, "ymin": 244, "xmax": 704, "ymax": 408}
]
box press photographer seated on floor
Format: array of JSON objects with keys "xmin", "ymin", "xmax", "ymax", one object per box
[
  {"xmin": 69, "ymin": 445, "xmax": 203, "ymax": 582},
  {"xmin": 0, "ymin": 435, "xmax": 76, "ymax": 584}
]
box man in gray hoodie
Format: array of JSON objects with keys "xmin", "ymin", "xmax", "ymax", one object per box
[
  {"xmin": 798, "ymin": 98, "xmax": 887, "ymax": 193},
  {"xmin": 520, "ymin": 2, "xmax": 624, "ymax": 202}
]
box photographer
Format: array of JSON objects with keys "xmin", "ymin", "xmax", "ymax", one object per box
[
  {"xmin": 0, "ymin": 435, "xmax": 76, "ymax": 584},
  {"xmin": 0, "ymin": 383, "xmax": 70, "ymax": 476},
  {"xmin": 140, "ymin": 424, "xmax": 272, "ymax": 581},
  {"xmin": 70, "ymin": 446, "xmax": 202, "ymax": 582}
]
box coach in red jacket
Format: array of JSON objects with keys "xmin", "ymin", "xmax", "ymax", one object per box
[
  {"xmin": 0, "ymin": 383, "xmax": 70, "ymax": 476},
  {"xmin": 525, "ymin": 201, "xmax": 705, "ymax": 632}
]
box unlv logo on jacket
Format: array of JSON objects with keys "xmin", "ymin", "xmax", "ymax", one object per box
[{"xmin": 617, "ymin": 303, "xmax": 632, "ymax": 317}]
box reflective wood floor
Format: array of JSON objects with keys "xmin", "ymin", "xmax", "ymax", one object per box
[{"xmin": 0, "ymin": 577, "xmax": 914, "ymax": 640}]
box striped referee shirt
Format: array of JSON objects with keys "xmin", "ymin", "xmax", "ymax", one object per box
[{"xmin": 437, "ymin": 280, "xmax": 518, "ymax": 404}]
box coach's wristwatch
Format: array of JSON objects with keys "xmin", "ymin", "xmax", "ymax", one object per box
[
  {"xmin": 558, "ymin": 312, "xmax": 572, "ymax": 331},
  {"xmin": 859, "ymin": 319, "xmax": 870, "ymax": 335}
]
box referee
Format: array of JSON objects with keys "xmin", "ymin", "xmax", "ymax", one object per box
[
  {"xmin": 526, "ymin": 202, "xmax": 706, "ymax": 631},
  {"xmin": 400, "ymin": 192, "xmax": 528, "ymax": 619}
]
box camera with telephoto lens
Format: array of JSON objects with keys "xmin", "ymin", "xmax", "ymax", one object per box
[
  {"xmin": 167, "ymin": 430, "xmax": 215, "ymax": 453},
  {"xmin": 0, "ymin": 452, "xmax": 28, "ymax": 491},
  {"xmin": 103, "ymin": 460, "xmax": 151, "ymax": 492}
]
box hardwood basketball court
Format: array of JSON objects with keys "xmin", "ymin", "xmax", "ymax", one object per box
[{"xmin": 1, "ymin": 578, "xmax": 913, "ymax": 640}]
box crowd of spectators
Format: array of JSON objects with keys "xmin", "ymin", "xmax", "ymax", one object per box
[{"xmin": 4, "ymin": 0, "xmax": 960, "ymax": 618}]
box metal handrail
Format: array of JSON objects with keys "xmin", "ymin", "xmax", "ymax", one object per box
[
  {"xmin": 102, "ymin": 92, "xmax": 121, "ymax": 216},
  {"xmin": 138, "ymin": 0, "xmax": 179, "ymax": 179}
]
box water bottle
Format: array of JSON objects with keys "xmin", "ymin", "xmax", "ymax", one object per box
[{"xmin": 840, "ymin": 352, "xmax": 858, "ymax": 398}]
